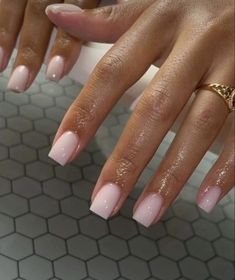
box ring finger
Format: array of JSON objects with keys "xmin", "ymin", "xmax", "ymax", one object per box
[
  {"xmin": 0, "ymin": 0, "xmax": 27, "ymax": 71},
  {"xmin": 7, "ymin": 0, "xmax": 61, "ymax": 93}
]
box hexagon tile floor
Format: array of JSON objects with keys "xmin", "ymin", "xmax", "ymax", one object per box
[{"xmin": 0, "ymin": 56, "xmax": 234, "ymax": 280}]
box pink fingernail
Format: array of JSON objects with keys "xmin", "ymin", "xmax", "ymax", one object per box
[
  {"xmin": 133, "ymin": 193, "xmax": 163, "ymax": 227},
  {"xmin": 46, "ymin": 56, "xmax": 64, "ymax": 82},
  {"xmin": 7, "ymin": 65, "xmax": 29, "ymax": 92},
  {"xmin": 48, "ymin": 131, "xmax": 79, "ymax": 166},
  {"xmin": 198, "ymin": 186, "xmax": 221, "ymax": 213},
  {"xmin": 90, "ymin": 183, "xmax": 121, "ymax": 219},
  {"xmin": 0, "ymin": 47, "xmax": 4, "ymax": 71},
  {"xmin": 46, "ymin": 4, "xmax": 82, "ymax": 15}
]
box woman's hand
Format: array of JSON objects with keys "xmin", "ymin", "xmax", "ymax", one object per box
[
  {"xmin": 0, "ymin": 0, "xmax": 100, "ymax": 92},
  {"xmin": 47, "ymin": 0, "xmax": 234, "ymax": 227}
]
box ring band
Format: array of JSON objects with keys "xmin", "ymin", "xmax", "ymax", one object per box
[{"xmin": 197, "ymin": 83, "xmax": 235, "ymax": 112}]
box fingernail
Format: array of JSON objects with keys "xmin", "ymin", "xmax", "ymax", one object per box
[
  {"xmin": 46, "ymin": 4, "xmax": 82, "ymax": 15},
  {"xmin": 90, "ymin": 183, "xmax": 121, "ymax": 219},
  {"xmin": 0, "ymin": 47, "xmax": 4, "ymax": 71},
  {"xmin": 7, "ymin": 65, "xmax": 29, "ymax": 92},
  {"xmin": 133, "ymin": 193, "xmax": 163, "ymax": 227},
  {"xmin": 48, "ymin": 131, "xmax": 79, "ymax": 166},
  {"xmin": 198, "ymin": 186, "xmax": 221, "ymax": 213},
  {"xmin": 46, "ymin": 56, "xmax": 64, "ymax": 82}
]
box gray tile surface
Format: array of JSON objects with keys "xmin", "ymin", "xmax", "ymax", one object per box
[{"xmin": 0, "ymin": 54, "xmax": 234, "ymax": 280}]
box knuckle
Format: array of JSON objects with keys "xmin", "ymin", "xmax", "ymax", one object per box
[
  {"xmin": 95, "ymin": 54, "xmax": 124, "ymax": 82},
  {"xmin": 70, "ymin": 102, "xmax": 96, "ymax": 131},
  {"xmin": 111, "ymin": 154, "xmax": 138, "ymax": 188},
  {"xmin": 191, "ymin": 108, "xmax": 218, "ymax": 135},
  {"xmin": 139, "ymin": 87, "xmax": 174, "ymax": 123}
]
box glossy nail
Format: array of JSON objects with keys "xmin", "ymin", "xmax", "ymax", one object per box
[
  {"xmin": 133, "ymin": 193, "xmax": 163, "ymax": 227},
  {"xmin": 198, "ymin": 186, "xmax": 221, "ymax": 213},
  {"xmin": 46, "ymin": 4, "xmax": 82, "ymax": 15},
  {"xmin": 46, "ymin": 56, "xmax": 64, "ymax": 81},
  {"xmin": 0, "ymin": 47, "xmax": 4, "ymax": 71},
  {"xmin": 48, "ymin": 131, "xmax": 79, "ymax": 166},
  {"xmin": 7, "ymin": 65, "xmax": 29, "ymax": 92},
  {"xmin": 90, "ymin": 183, "xmax": 121, "ymax": 219}
]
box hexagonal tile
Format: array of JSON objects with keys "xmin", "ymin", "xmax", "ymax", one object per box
[
  {"xmin": 16, "ymin": 214, "xmax": 47, "ymax": 238},
  {"xmin": 186, "ymin": 237, "xmax": 214, "ymax": 261},
  {"xmin": 10, "ymin": 145, "xmax": 37, "ymax": 163},
  {"xmin": 61, "ymin": 197, "xmax": 88, "ymax": 219},
  {"xmin": 208, "ymin": 257, "xmax": 234, "ymax": 280},
  {"xmin": 99, "ymin": 236, "xmax": 128, "ymax": 260},
  {"xmin": 80, "ymin": 215, "xmax": 108, "ymax": 239},
  {"xmin": 64, "ymin": 84, "xmax": 80, "ymax": 98},
  {"xmin": 8, "ymin": 117, "xmax": 32, "ymax": 133},
  {"xmin": 13, "ymin": 177, "xmax": 41, "ymax": 198},
  {"xmin": 20, "ymin": 104, "xmax": 43, "ymax": 120},
  {"xmin": 0, "ymin": 146, "xmax": 8, "ymax": 161},
  {"xmin": 109, "ymin": 216, "xmax": 138, "ymax": 240},
  {"xmin": 214, "ymin": 238, "xmax": 234, "ymax": 261},
  {"xmin": 43, "ymin": 178, "xmax": 71, "ymax": 199},
  {"xmin": 159, "ymin": 236, "xmax": 187, "ymax": 261},
  {"xmin": 55, "ymin": 96, "xmax": 73, "ymax": 109},
  {"xmin": 68, "ymin": 235, "xmax": 98, "ymax": 260},
  {"xmin": 0, "ymin": 233, "xmax": 33, "ymax": 260},
  {"xmin": 129, "ymin": 236, "xmax": 158, "ymax": 260},
  {"xmin": 5, "ymin": 91, "xmax": 29, "ymax": 105},
  {"xmin": 219, "ymin": 220, "xmax": 234, "ymax": 240},
  {"xmin": 48, "ymin": 214, "xmax": 78, "ymax": 238},
  {"xmin": 193, "ymin": 219, "xmax": 220, "ymax": 241},
  {"xmin": 0, "ymin": 214, "xmax": 14, "ymax": 237},
  {"xmin": 0, "ymin": 159, "xmax": 24, "ymax": 179},
  {"xmin": 19, "ymin": 256, "xmax": 53, "ymax": 280},
  {"xmin": 55, "ymin": 165, "xmax": 82, "ymax": 183},
  {"xmin": 180, "ymin": 257, "xmax": 209, "ymax": 280},
  {"xmin": 45, "ymin": 107, "xmax": 65, "ymax": 122},
  {"xmin": 83, "ymin": 165, "xmax": 102, "ymax": 183},
  {"xmin": 73, "ymin": 151, "xmax": 92, "ymax": 167},
  {"xmin": 42, "ymin": 83, "xmax": 64, "ymax": 97},
  {"xmin": 31, "ymin": 94, "xmax": 54, "ymax": 108},
  {"xmin": 0, "ymin": 194, "xmax": 28, "ymax": 217},
  {"xmin": 0, "ymin": 102, "xmax": 17, "ymax": 117},
  {"xmin": 166, "ymin": 218, "xmax": 193, "ymax": 240},
  {"xmin": 88, "ymin": 256, "xmax": 119, "ymax": 280},
  {"xmin": 139, "ymin": 221, "xmax": 166, "ymax": 240},
  {"xmin": 173, "ymin": 200, "xmax": 199, "ymax": 221},
  {"xmin": 35, "ymin": 234, "xmax": 66, "ymax": 260},
  {"xmin": 34, "ymin": 119, "xmax": 58, "ymax": 135},
  {"xmin": 23, "ymin": 131, "xmax": 48, "ymax": 148},
  {"xmin": 0, "ymin": 177, "xmax": 11, "ymax": 195},
  {"xmin": 150, "ymin": 256, "xmax": 180, "ymax": 280},
  {"xmin": 0, "ymin": 129, "xmax": 20, "ymax": 147},
  {"xmin": 26, "ymin": 162, "xmax": 54, "ymax": 181},
  {"xmin": 72, "ymin": 180, "xmax": 93, "ymax": 201},
  {"xmin": 0, "ymin": 255, "xmax": 17, "ymax": 280},
  {"xmin": 30, "ymin": 195, "xmax": 59, "ymax": 218},
  {"xmin": 54, "ymin": 256, "xmax": 87, "ymax": 280},
  {"xmin": 224, "ymin": 204, "xmax": 234, "ymax": 220}
]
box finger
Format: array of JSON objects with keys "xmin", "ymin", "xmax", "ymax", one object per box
[
  {"xmin": 197, "ymin": 123, "xmax": 234, "ymax": 213},
  {"xmin": 88, "ymin": 33, "xmax": 211, "ymax": 220},
  {"xmin": 48, "ymin": 2, "xmax": 174, "ymax": 166},
  {"xmin": 7, "ymin": 0, "xmax": 61, "ymax": 93},
  {"xmin": 46, "ymin": 0, "xmax": 100, "ymax": 81},
  {"xmin": 0, "ymin": 0, "xmax": 27, "ymax": 71},
  {"xmin": 46, "ymin": 0, "xmax": 155, "ymax": 43}
]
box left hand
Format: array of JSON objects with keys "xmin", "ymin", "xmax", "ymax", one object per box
[{"xmin": 46, "ymin": 0, "xmax": 234, "ymax": 227}]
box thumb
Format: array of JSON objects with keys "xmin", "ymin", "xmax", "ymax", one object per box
[{"xmin": 45, "ymin": 2, "xmax": 151, "ymax": 43}]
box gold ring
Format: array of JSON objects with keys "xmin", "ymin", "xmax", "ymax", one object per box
[{"xmin": 197, "ymin": 83, "xmax": 235, "ymax": 112}]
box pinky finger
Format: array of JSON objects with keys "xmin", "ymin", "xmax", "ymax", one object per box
[{"xmin": 197, "ymin": 122, "xmax": 234, "ymax": 213}]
